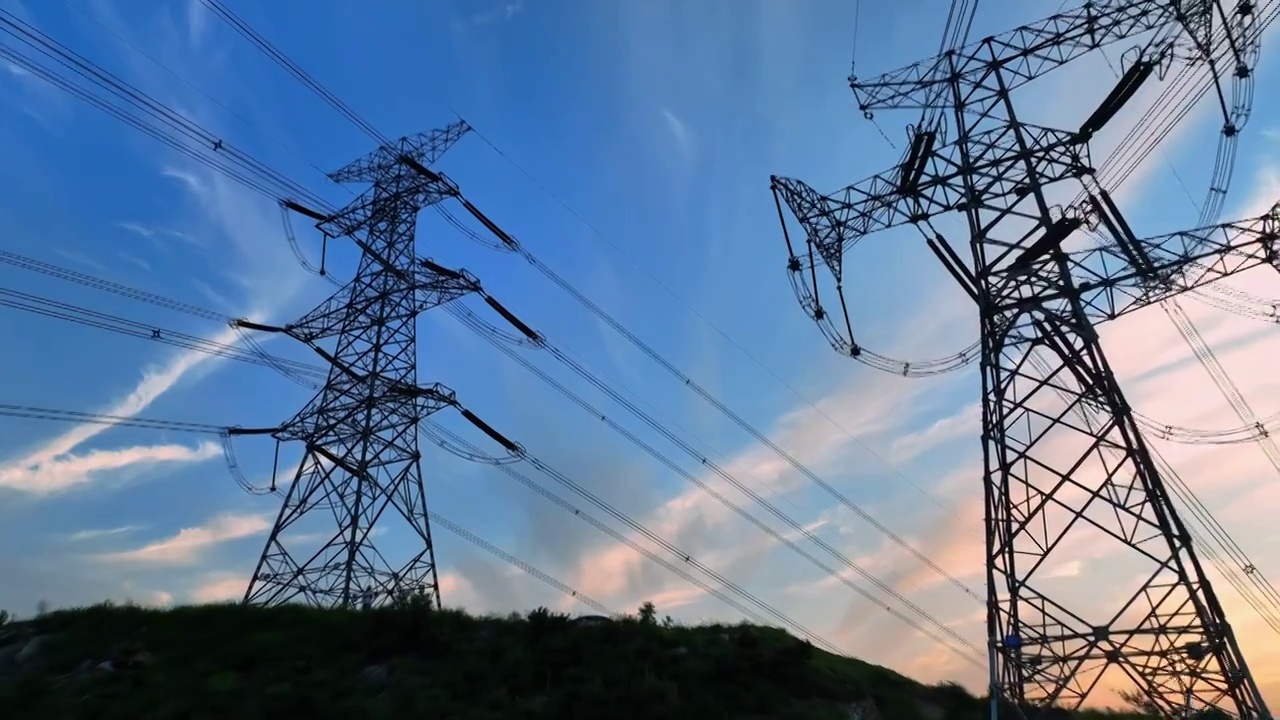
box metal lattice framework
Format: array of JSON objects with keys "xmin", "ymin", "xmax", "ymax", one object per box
[
  {"xmin": 238, "ymin": 122, "xmax": 481, "ymax": 610},
  {"xmin": 772, "ymin": 1, "xmax": 1273, "ymax": 717}
]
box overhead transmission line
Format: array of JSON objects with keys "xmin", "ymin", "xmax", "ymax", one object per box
[
  {"xmin": 198, "ymin": 0, "xmax": 981, "ymax": 534},
  {"xmin": 1067, "ymin": 4, "xmax": 1280, "ymax": 500},
  {"xmin": 9, "ymin": 250, "xmax": 1279, "ymax": 453},
  {"xmin": 0, "ymin": 7, "xmax": 327, "ymax": 207},
  {"xmin": 10, "ymin": 236, "xmax": 1275, "ymax": 647},
  {"xmin": 24, "ymin": 1, "xmax": 1264, "ymax": 655},
  {"xmin": 0, "ymin": 398, "xmax": 610, "ymax": 614},
  {"xmin": 196, "ymin": 0, "xmax": 986, "ymax": 610},
  {"xmin": 11, "ymin": 0, "xmax": 1267, "ymax": 660},
  {"xmin": 0, "ymin": 256, "xmax": 848, "ymax": 657},
  {"xmin": 0, "ymin": 286, "xmax": 323, "ymax": 389},
  {"xmin": 1062, "ymin": 1, "xmax": 1280, "ymax": 634},
  {"xmin": 0, "ymin": 5, "xmax": 967, "ymax": 655},
  {"xmin": 13, "ymin": 240, "xmax": 1271, "ymax": 646},
  {"xmin": 883, "ymin": 0, "xmax": 1280, "ymax": 642}
]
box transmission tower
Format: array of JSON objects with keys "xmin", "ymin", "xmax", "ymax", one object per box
[
  {"xmin": 235, "ymin": 121, "xmax": 483, "ymax": 610},
  {"xmin": 771, "ymin": 1, "xmax": 1274, "ymax": 717}
]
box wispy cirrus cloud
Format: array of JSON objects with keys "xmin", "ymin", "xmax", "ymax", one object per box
[
  {"xmin": 471, "ymin": 0, "xmax": 524, "ymax": 27},
  {"xmin": 68, "ymin": 525, "xmax": 141, "ymax": 542},
  {"xmin": 660, "ymin": 107, "xmax": 697, "ymax": 173}
]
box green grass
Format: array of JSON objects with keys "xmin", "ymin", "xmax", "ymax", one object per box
[{"xmin": 0, "ymin": 600, "xmax": 1158, "ymax": 719}]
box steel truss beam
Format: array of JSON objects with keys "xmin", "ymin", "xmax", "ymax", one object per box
[
  {"xmin": 772, "ymin": 1, "xmax": 1271, "ymax": 716},
  {"xmin": 241, "ymin": 123, "xmax": 473, "ymax": 610}
]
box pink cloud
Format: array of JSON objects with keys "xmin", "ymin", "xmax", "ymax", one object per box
[{"xmin": 98, "ymin": 513, "xmax": 271, "ymax": 567}]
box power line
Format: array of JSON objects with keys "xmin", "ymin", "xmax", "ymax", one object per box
[
  {"xmin": 426, "ymin": 509, "xmax": 614, "ymax": 616},
  {"xmin": 0, "ymin": 402, "xmax": 611, "ymax": 618},
  {"xmin": 195, "ymin": 1, "xmax": 983, "ymax": 639},
  {"xmin": 0, "ymin": 403, "xmax": 227, "ymax": 434},
  {"xmin": 0, "ymin": 251, "xmax": 847, "ymax": 654},
  {"xmin": 448, "ymin": 304, "xmax": 983, "ymax": 662},
  {"xmin": 4, "ymin": 0, "xmax": 960, "ymax": 655}
]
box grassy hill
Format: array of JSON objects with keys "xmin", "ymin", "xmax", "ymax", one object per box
[{"xmin": 0, "ymin": 599, "xmax": 1156, "ymax": 719}]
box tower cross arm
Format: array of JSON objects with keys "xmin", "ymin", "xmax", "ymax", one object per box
[
  {"xmin": 771, "ymin": 123, "xmax": 1086, "ymax": 270},
  {"xmin": 316, "ymin": 173, "xmax": 461, "ymax": 240},
  {"xmin": 327, "ymin": 120, "xmax": 470, "ymax": 184},
  {"xmin": 851, "ymin": 0, "xmax": 1179, "ymax": 112},
  {"xmin": 1064, "ymin": 203, "xmax": 1280, "ymax": 323},
  {"xmin": 277, "ymin": 259, "xmax": 479, "ymax": 344}
]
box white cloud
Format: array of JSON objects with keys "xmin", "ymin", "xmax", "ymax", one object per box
[
  {"xmin": 189, "ymin": 573, "xmax": 250, "ymax": 604},
  {"xmin": 660, "ymin": 107, "xmax": 697, "ymax": 171},
  {"xmin": 0, "ymin": 440, "xmax": 221, "ymax": 494},
  {"xmin": 161, "ymin": 166, "xmax": 207, "ymax": 197},
  {"xmin": 887, "ymin": 402, "xmax": 980, "ymax": 464},
  {"xmin": 116, "ymin": 221, "xmax": 157, "ymax": 238},
  {"xmin": 185, "ymin": 0, "xmax": 208, "ymax": 48},
  {"xmin": 99, "ymin": 512, "xmax": 271, "ymax": 567},
  {"xmin": 119, "ymin": 252, "xmax": 152, "ymax": 272},
  {"xmin": 68, "ymin": 525, "xmax": 141, "ymax": 542},
  {"xmin": 0, "ymin": 317, "xmax": 245, "ymax": 495},
  {"xmin": 52, "ymin": 248, "xmax": 106, "ymax": 272},
  {"xmin": 471, "ymin": 0, "xmax": 524, "ymax": 26}
]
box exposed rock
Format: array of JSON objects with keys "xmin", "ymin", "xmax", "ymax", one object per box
[
  {"xmin": 0, "ymin": 643, "xmax": 21, "ymax": 669},
  {"xmin": 15, "ymin": 634, "xmax": 53, "ymax": 666},
  {"xmin": 845, "ymin": 698, "xmax": 882, "ymax": 719},
  {"xmin": 914, "ymin": 698, "xmax": 946, "ymax": 720},
  {"xmin": 359, "ymin": 664, "xmax": 391, "ymax": 684},
  {"xmin": 116, "ymin": 649, "xmax": 154, "ymax": 669}
]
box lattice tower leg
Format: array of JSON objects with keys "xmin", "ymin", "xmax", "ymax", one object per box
[
  {"xmin": 963, "ymin": 66, "xmax": 1269, "ymax": 719},
  {"xmin": 243, "ymin": 183, "xmax": 441, "ymax": 610}
]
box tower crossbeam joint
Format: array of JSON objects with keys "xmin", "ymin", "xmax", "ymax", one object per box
[{"xmin": 849, "ymin": 0, "xmax": 1189, "ymax": 113}]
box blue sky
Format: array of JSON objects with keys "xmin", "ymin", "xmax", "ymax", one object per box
[{"xmin": 2, "ymin": 0, "xmax": 1280, "ymax": 707}]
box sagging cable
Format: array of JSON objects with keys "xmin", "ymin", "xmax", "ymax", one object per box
[
  {"xmin": 220, "ymin": 431, "xmax": 280, "ymax": 495},
  {"xmin": 230, "ymin": 323, "xmax": 321, "ymax": 389}
]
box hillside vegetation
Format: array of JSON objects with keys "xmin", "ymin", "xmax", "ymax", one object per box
[{"xmin": 0, "ymin": 599, "xmax": 1158, "ymax": 719}]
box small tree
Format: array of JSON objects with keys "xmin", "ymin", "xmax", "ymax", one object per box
[
  {"xmin": 637, "ymin": 601, "xmax": 657, "ymax": 626},
  {"xmin": 35, "ymin": 599, "xmax": 48, "ymax": 617},
  {"xmin": 1117, "ymin": 689, "xmax": 1161, "ymax": 716},
  {"xmin": 0, "ymin": 609, "xmax": 10, "ymax": 626}
]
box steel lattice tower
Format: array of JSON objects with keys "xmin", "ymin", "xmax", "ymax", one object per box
[
  {"xmin": 772, "ymin": 1, "xmax": 1274, "ymax": 717},
  {"xmin": 238, "ymin": 122, "xmax": 479, "ymax": 610}
]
